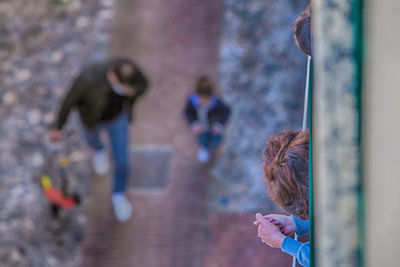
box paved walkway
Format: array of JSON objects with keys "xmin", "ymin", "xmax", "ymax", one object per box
[{"xmin": 82, "ymin": 0, "xmax": 292, "ymax": 266}]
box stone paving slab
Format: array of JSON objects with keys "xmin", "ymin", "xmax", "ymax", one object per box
[{"xmin": 130, "ymin": 146, "xmax": 173, "ymax": 190}]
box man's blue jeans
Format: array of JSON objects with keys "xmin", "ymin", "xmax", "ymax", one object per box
[
  {"xmin": 83, "ymin": 112, "xmax": 129, "ymax": 193},
  {"xmin": 197, "ymin": 131, "xmax": 222, "ymax": 150}
]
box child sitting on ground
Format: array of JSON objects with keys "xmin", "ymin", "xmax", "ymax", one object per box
[{"xmin": 184, "ymin": 76, "xmax": 231, "ymax": 163}]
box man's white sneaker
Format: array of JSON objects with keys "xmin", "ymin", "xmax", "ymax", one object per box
[
  {"xmin": 112, "ymin": 193, "xmax": 132, "ymax": 222},
  {"xmin": 92, "ymin": 150, "xmax": 109, "ymax": 175},
  {"xmin": 197, "ymin": 148, "xmax": 210, "ymax": 163}
]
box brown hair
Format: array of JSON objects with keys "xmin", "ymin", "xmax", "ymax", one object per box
[
  {"xmin": 195, "ymin": 76, "xmax": 214, "ymax": 97},
  {"xmin": 264, "ymin": 129, "xmax": 309, "ymax": 219},
  {"xmin": 292, "ymin": 3, "xmax": 312, "ymax": 56},
  {"xmin": 111, "ymin": 58, "xmax": 138, "ymax": 85}
]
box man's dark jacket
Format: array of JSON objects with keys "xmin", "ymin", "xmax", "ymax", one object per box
[
  {"xmin": 184, "ymin": 94, "xmax": 231, "ymax": 126},
  {"xmin": 55, "ymin": 58, "xmax": 148, "ymax": 129}
]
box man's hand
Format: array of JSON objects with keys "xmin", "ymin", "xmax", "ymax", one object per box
[
  {"xmin": 254, "ymin": 213, "xmax": 285, "ymax": 249},
  {"xmin": 191, "ymin": 123, "xmax": 204, "ymax": 135},
  {"xmin": 48, "ymin": 129, "xmax": 63, "ymax": 143}
]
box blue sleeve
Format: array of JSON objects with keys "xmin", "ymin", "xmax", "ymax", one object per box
[
  {"xmin": 281, "ymin": 237, "xmax": 310, "ymax": 267},
  {"xmin": 291, "ymin": 216, "xmax": 309, "ymax": 236},
  {"xmin": 184, "ymin": 97, "xmax": 198, "ymax": 125}
]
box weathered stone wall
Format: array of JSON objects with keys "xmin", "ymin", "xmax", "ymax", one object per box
[
  {"xmin": 313, "ymin": 0, "xmax": 363, "ymax": 265},
  {"xmin": 211, "ymin": 0, "xmax": 309, "ymax": 212},
  {"xmin": 0, "ymin": 0, "xmax": 114, "ymax": 265}
]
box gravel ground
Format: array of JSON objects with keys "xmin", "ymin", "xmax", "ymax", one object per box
[
  {"xmin": 0, "ymin": 0, "xmax": 114, "ymax": 266},
  {"xmin": 211, "ymin": 0, "xmax": 309, "ymax": 213}
]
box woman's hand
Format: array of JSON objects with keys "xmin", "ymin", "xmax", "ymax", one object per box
[
  {"xmin": 264, "ymin": 214, "xmax": 296, "ymax": 236},
  {"xmin": 254, "ymin": 213, "xmax": 285, "ymax": 249}
]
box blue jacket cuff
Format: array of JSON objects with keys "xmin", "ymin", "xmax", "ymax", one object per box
[
  {"xmin": 291, "ymin": 215, "xmax": 310, "ymax": 236},
  {"xmin": 281, "ymin": 236, "xmax": 302, "ymax": 257}
]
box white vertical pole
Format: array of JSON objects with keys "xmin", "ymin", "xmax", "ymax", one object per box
[
  {"xmin": 292, "ymin": 233, "xmax": 299, "ymax": 267},
  {"xmin": 302, "ymin": 56, "xmax": 312, "ymax": 132}
]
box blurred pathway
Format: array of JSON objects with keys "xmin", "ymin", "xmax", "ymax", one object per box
[{"xmin": 82, "ymin": 0, "xmax": 291, "ymax": 266}]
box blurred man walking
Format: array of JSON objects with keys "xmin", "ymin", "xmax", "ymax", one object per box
[{"xmin": 49, "ymin": 58, "xmax": 148, "ymax": 222}]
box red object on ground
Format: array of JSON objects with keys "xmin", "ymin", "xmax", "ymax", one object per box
[{"xmin": 43, "ymin": 187, "xmax": 77, "ymax": 209}]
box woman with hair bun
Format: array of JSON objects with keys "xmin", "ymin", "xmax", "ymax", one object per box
[{"xmin": 254, "ymin": 129, "xmax": 310, "ymax": 267}]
